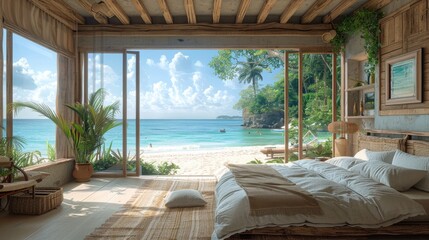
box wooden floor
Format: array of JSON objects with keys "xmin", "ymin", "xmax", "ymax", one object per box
[{"xmin": 0, "ymin": 175, "xmax": 214, "ymax": 240}]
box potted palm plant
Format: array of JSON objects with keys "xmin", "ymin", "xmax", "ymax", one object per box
[{"xmin": 13, "ymin": 88, "xmax": 120, "ymax": 182}]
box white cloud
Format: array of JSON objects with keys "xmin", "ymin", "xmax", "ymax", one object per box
[
  {"xmin": 127, "ymin": 55, "xmax": 136, "ymax": 80},
  {"xmin": 146, "ymin": 58, "xmax": 155, "ymax": 66},
  {"xmin": 13, "ymin": 58, "xmax": 37, "ymax": 90},
  {"xmin": 158, "ymin": 55, "xmax": 169, "ymax": 70},
  {"xmin": 194, "ymin": 60, "xmax": 203, "ymax": 67},
  {"xmin": 12, "ymin": 57, "xmax": 57, "ymax": 119},
  {"xmin": 223, "ymin": 79, "xmax": 239, "ymax": 89},
  {"xmin": 139, "ymin": 52, "xmax": 235, "ymax": 118}
]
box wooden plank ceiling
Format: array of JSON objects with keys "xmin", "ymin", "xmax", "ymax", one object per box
[{"xmin": 30, "ymin": 0, "xmax": 391, "ymax": 32}]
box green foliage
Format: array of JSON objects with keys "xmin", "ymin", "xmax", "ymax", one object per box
[
  {"xmin": 156, "ymin": 161, "xmax": 180, "ymax": 175},
  {"xmin": 13, "ymin": 88, "xmax": 121, "ymax": 163},
  {"xmin": 266, "ymin": 158, "xmax": 285, "ymax": 164},
  {"xmin": 140, "ymin": 161, "xmax": 159, "ymax": 175},
  {"xmin": 331, "ymin": 9, "xmax": 383, "ymax": 74},
  {"xmin": 247, "ymin": 158, "xmax": 285, "ymax": 164},
  {"xmin": 109, "ymin": 148, "xmax": 179, "ymax": 175},
  {"xmin": 92, "ymin": 143, "xmax": 119, "ymax": 171},
  {"xmin": 306, "ymin": 140, "xmax": 333, "ymax": 159},
  {"xmin": 246, "ymin": 158, "xmax": 263, "ymax": 164},
  {"xmin": 0, "ymin": 135, "xmax": 43, "ymax": 170},
  {"xmin": 209, "ymin": 50, "xmax": 283, "ymax": 95},
  {"xmin": 140, "ymin": 161, "xmax": 180, "ymax": 175},
  {"xmin": 46, "ymin": 142, "xmax": 56, "ymax": 161}
]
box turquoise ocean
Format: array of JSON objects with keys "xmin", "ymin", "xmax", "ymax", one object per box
[{"xmin": 10, "ymin": 119, "xmax": 329, "ymax": 156}]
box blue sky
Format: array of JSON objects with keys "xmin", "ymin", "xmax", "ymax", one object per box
[{"xmin": 8, "ymin": 32, "xmax": 283, "ymax": 119}]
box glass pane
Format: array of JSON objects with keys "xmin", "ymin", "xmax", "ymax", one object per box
[
  {"xmin": 12, "ymin": 33, "xmax": 57, "ymax": 166},
  {"xmin": 87, "ymin": 53, "xmax": 124, "ymax": 174},
  {"xmin": 126, "ymin": 52, "xmax": 139, "ymax": 175},
  {"xmin": 301, "ymin": 54, "xmax": 333, "ymax": 160}
]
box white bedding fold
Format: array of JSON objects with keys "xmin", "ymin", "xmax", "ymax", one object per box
[{"xmin": 213, "ymin": 160, "xmax": 427, "ymax": 240}]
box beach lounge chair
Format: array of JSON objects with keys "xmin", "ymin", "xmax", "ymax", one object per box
[
  {"xmin": 0, "ymin": 156, "xmax": 41, "ymax": 208},
  {"xmin": 261, "ymin": 131, "xmax": 318, "ymax": 158}
]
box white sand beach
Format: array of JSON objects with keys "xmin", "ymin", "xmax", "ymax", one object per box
[{"xmin": 142, "ymin": 145, "xmax": 285, "ymax": 175}]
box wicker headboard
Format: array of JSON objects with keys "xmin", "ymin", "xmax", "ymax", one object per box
[
  {"xmin": 406, "ymin": 140, "xmax": 429, "ymax": 156},
  {"xmin": 357, "ymin": 134, "xmax": 406, "ymax": 152}
]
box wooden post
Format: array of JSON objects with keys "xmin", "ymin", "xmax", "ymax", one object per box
[
  {"xmin": 0, "ymin": 21, "xmax": 3, "ymax": 138},
  {"xmin": 298, "ymin": 52, "xmax": 303, "ymax": 159},
  {"xmin": 340, "ymin": 52, "xmax": 345, "ymax": 121},
  {"xmin": 122, "ymin": 51, "xmax": 127, "ymax": 177},
  {"xmin": 332, "ymin": 53, "xmax": 337, "ymax": 155},
  {"xmin": 6, "ymin": 30, "xmax": 12, "ymax": 147},
  {"xmin": 284, "ymin": 51, "xmax": 289, "ymax": 163}
]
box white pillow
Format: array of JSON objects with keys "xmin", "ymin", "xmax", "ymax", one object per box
[
  {"xmin": 392, "ymin": 150, "xmax": 429, "ymax": 192},
  {"xmin": 354, "ymin": 149, "xmax": 397, "ymax": 164},
  {"xmin": 349, "ymin": 161, "xmax": 427, "ymax": 191},
  {"xmin": 325, "ymin": 157, "xmax": 366, "ymax": 170},
  {"xmin": 164, "ymin": 189, "xmax": 207, "ymax": 208}
]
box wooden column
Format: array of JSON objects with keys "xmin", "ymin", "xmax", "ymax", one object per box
[
  {"xmin": 340, "ymin": 52, "xmax": 345, "ymax": 120},
  {"xmin": 0, "ymin": 18, "xmax": 3, "ymax": 137},
  {"xmin": 284, "ymin": 51, "xmax": 289, "ymax": 163},
  {"xmin": 56, "ymin": 54, "xmax": 76, "ymax": 158},
  {"xmin": 6, "ymin": 30, "xmax": 12, "ymax": 145},
  {"xmin": 122, "ymin": 51, "xmax": 127, "ymax": 177},
  {"xmin": 332, "ymin": 53, "xmax": 337, "ymax": 155},
  {"xmin": 298, "ymin": 52, "xmax": 303, "ymax": 159}
]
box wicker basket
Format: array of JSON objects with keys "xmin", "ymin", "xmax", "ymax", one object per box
[{"xmin": 9, "ymin": 187, "xmax": 63, "ymax": 215}]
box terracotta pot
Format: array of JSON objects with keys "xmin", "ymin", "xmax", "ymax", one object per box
[{"xmin": 72, "ymin": 163, "xmax": 94, "ymax": 182}]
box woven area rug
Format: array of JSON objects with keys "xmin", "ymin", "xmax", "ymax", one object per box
[{"xmin": 86, "ymin": 177, "xmax": 215, "ymax": 240}]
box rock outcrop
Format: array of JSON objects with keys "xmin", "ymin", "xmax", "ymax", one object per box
[{"xmin": 242, "ymin": 110, "xmax": 284, "ymax": 128}]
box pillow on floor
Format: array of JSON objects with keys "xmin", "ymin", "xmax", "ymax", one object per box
[{"xmin": 164, "ymin": 189, "xmax": 207, "ymax": 208}]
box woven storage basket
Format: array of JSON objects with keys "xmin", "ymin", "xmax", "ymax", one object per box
[{"xmin": 9, "ymin": 187, "xmax": 63, "ymax": 215}]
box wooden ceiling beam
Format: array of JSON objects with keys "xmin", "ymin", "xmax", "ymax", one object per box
[
  {"xmin": 77, "ymin": 0, "xmax": 108, "ymax": 24},
  {"xmin": 301, "ymin": 0, "xmax": 334, "ymax": 24},
  {"xmin": 280, "ymin": 0, "xmax": 305, "ymax": 24},
  {"xmin": 184, "ymin": 0, "xmax": 197, "ymax": 24},
  {"xmin": 236, "ymin": 0, "xmax": 251, "ymax": 24},
  {"xmin": 30, "ymin": 0, "xmax": 84, "ymax": 29},
  {"xmin": 157, "ymin": 0, "xmax": 174, "ymax": 24},
  {"xmin": 78, "ymin": 22, "xmax": 332, "ymax": 37},
  {"xmin": 323, "ymin": 0, "xmax": 358, "ymax": 23},
  {"xmin": 104, "ymin": 0, "xmax": 130, "ymax": 24},
  {"xmin": 360, "ymin": 0, "xmax": 392, "ymax": 10},
  {"xmin": 257, "ymin": 0, "xmax": 277, "ymax": 24},
  {"xmin": 131, "ymin": 0, "xmax": 152, "ymax": 24},
  {"xmin": 213, "ymin": 0, "xmax": 222, "ymax": 24}
]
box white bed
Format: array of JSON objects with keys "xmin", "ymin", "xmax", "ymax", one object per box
[{"xmin": 212, "ymin": 134, "xmax": 429, "ymax": 240}]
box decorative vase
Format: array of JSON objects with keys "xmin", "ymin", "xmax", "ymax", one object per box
[
  {"xmin": 72, "ymin": 163, "xmax": 94, "ymax": 182},
  {"xmin": 370, "ymin": 73, "xmax": 375, "ymax": 84}
]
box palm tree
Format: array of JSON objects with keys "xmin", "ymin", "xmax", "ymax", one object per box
[
  {"xmin": 12, "ymin": 88, "xmax": 120, "ymax": 164},
  {"xmin": 237, "ymin": 57, "xmax": 266, "ymax": 96}
]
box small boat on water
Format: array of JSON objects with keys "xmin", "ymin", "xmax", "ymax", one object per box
[{"xmin": 219, "ymin": 129, "xmax": 226, "ymax": 133}]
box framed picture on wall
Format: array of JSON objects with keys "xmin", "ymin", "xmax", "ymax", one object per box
[{"xmin": 385, "ymin": 49, "xmax": 422, "ymax": 105}]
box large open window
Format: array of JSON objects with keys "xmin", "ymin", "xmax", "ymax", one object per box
[{"xmin": 1, "ymin": 29, "xmax": 57, "ymax": 167}]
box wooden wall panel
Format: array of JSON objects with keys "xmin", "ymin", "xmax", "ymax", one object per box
[{"xmin": 379, "ymin": 0, "xmax": 429, "ymax": 115}]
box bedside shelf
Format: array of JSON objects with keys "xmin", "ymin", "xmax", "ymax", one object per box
[
  {"xmin": 346, "ymin": 115, "xmax": 375, "ymax": 119},
  {"xmin": 347, "ymin": 84, "xmax": 374, "ymax": 92}
]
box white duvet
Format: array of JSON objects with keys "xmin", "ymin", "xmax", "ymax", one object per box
[{"xmin": 212, "ymin": 159, "xmax": 427, "ymax": 240}]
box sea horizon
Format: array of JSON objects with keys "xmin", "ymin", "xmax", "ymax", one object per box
[{"xmin": 8, "ymin": 119, "xmax": 328, "ymax": 157}]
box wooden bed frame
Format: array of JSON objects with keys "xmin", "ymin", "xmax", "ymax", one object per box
[{"xmin": 230, "ymin": 133, "xmax": 429, "ymax": 239}]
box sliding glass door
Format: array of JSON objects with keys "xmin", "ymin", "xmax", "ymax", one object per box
[{"xmin": 84, "ymin": 51, "xmax": 140, "ymax": 177}]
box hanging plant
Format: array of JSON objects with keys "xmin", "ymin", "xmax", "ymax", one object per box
[{"xmin": 331, "ymin": 9, "xmax": 383, "ymax": 74}]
